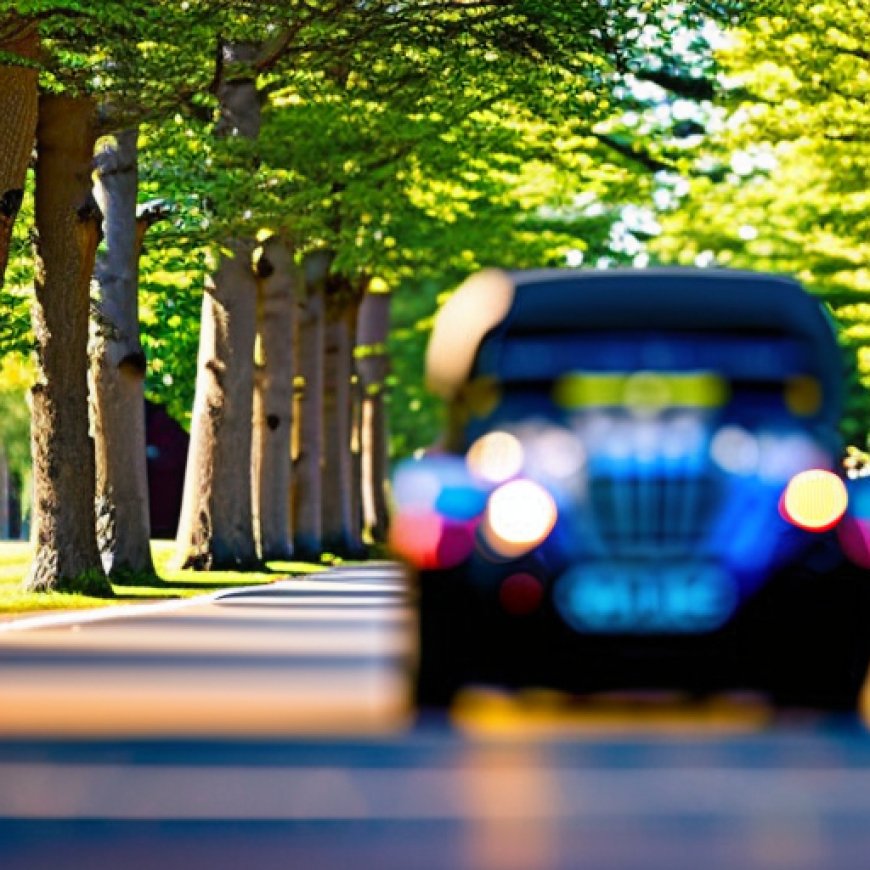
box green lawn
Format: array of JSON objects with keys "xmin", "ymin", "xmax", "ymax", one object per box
[{"xmin": 0, "ymin": 540, "xmax": 326, "ymax": 615}]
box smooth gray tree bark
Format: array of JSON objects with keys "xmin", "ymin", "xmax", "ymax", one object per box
[
  {"xmin": 89, "ymin": 129, "xmax": 155, "ymax": 580},
  {"xmin": 292, "ymin": 251, "xmax": 329, "ymax": 560},
  {"xmin": 252, "ymin": 236, "xmax": 298, "ymax": 560},
  {"xmin": 322, "ymin": 295, "xmax": 361, "ymax": 557},
  {"xmin": 174, "ymin": 240, "xmax": 260, "ymax": 569}
]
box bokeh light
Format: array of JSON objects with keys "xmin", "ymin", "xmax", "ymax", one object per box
[
  {"xmin": 483, "ymin": 479, "xmax": 558, "ymax": 558},
  {"xmin": 523, "ymin": 425, "xmax": 586, "ymax": 481},
  {"xmin": 758, "ymin": 433, "xmax": 829, "ymax": 483},
  {"xmin": 780, "ymin": 469, "xmax": 848, "ymax": 532},
  {"xmin": 710, "ymin": 426, "xmax": 759, "ymax": 475},
  {"xmin": 553, "ymin": 371, "xmax": 727, "ymax": 413},
  {"xmin": 466, "ymin": 431, "xmax": 524, "ymax": 484},
  {"xmin": 498, "ymin": 572, "xmax": 545, "ymax": 616},
  {"xmin": 388, "ymin": 510, "xmax": 444, "ymax": 569},
  {"xmin": 622, "ymin": 371, "xmax": 673, "ymax": 415},
  {"xmin": 392, "ymin": 461, "xmax": 443, "ymax": 512},
  {"xmin": 784, "ymin": 376, "xmax": 822, "ymax": 417},
  {"xmin": 389, "ymin": 510, "xmax": 477, "ymax": 570}
]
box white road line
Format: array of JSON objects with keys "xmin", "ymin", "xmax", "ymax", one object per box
[
  {"xmin": 215, "ymin": 596, "xmax": 402, "ymax": 607},
  {"xmin": 0, "ymin": 591, "xmax": 226, "ymax": 634}
]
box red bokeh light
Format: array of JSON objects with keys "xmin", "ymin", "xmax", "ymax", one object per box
[{"xmin": 498, "ymin": 572, "xmax": 544, "ymax": 616}]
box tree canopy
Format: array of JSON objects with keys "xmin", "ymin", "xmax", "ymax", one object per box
[
  {"xmin": 651, "ymin": 0, "xmax": 870, "ymax": 442},
  {"xmin": 1, "ymin": 0, "xmax": 867, "ymax": 476}
]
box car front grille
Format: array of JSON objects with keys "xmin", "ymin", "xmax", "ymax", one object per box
[
  {"xmin": 572, "ymin": 413, "xmax": 721, "ymax": 559},
  {"xmin": 585, "ymin": 473, "xmax": 720, "ymax": 558}
]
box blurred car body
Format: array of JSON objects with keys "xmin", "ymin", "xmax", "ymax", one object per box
[{"xmin": 392, "ymin": 268, "xmax": 870, "ymax": 710}]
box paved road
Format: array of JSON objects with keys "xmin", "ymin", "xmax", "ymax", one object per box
[
  {"xmin": 0, "ymin": 564, "xmax": 413, "ymax": 737},
  {"xmin": 3, "ymin": 563, "xmax": 870, "ymax": 869}
]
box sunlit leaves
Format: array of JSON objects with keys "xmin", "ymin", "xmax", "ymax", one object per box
[{"xmin": 652, "ymin": 0, "xmax": 870, "ymax": 444}]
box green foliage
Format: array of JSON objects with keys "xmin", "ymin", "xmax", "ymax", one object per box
[
  {"xmin": 1, "ymin": 0, "xmax": 804, "ymax": 460},
  {"xmin": 0, "ymin": 175, "xmax": 35, "ymax": 360},
  {"xmin": 0, "ymin": 358, "xmax": 32, "ymax": 522},
  {"xmin": 0, "ymin": 382, "xmax": 30, "ymax": 476},
  {"xmin": 651, "ymin": 1, "xmax": 870, "ymax": 446}
]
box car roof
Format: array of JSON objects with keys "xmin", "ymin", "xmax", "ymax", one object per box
[
  {"xmin": 504, "ymin": 267, "xmax": 829, "ymax": 334},
  {"xmin": 426, "ymin": 267, "xmax": 844, "ymax": 425}
]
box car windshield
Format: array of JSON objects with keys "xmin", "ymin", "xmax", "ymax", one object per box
[{"xmin": 474, "ymin": 331, "xmax": 817, "ymax": 383}]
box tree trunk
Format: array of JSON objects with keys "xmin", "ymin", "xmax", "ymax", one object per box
[
  {"xmin": 252, "ymin": 236, "xmax": 297, "ymax": 560},
  {"xmin": 350, "ymin": 373, "xmax": 363, "ymax": 549},
  {"xmin": 174, "ymin": 241, "xmax": 260, "ymax": 569},
  {"xmin": 174, "ymin": 39, "xmax": 262, "ymax": 571},
  {"xmin": 322, "ymin": 279, "xmax": 365, "ymax": 558},
  {"xmin": 0, "ymin": 20, "xmax": 38, "ymax": 289},
  {"xmin": 25, "ymin": 95, "xmax": 110, "ymax": 595},
  {"xmin": 292, "ymin": 251, "xmax": 329, "ymax": 560},
  {"xmin": 89, "ymin": 129, "xmax": 155, "ymax": 580},
  {"xmin": 356, "ymin": 286, "xmax": 392, "ymax": 544},
  {"xmin": 0, "ymin": 446, "xmax": 8, "ymax": 539},
  {"xmin": 8, "ymin": 470, "xmax": 22, "ymax": 540}
]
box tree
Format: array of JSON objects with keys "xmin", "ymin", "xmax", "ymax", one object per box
[
  {"xmin": 651, "ymin": 2, "xmax": 870, "ymax": 443},
  {"xmin": 355, "ymin": 280, "xmax": 391, "ymax": 543},
  {"xmin": 253, "ymin": 235, "xmax": 298, "ymax": 560},
  {"xmin": 26, "ymin": 94, "xmax": 110, "ymax": 594},
  {"xmin": 90, "ymin": 129, "xmax": 162, "ymax": 580},
  {"xmin": 293, "ymin": 250, "xmax": 329, "ymax": 559},
  {"xmin": 2, "ymin": 0, "xmax": 772, "ymax": 578},
  {"xmin": 2, "ymin": 0, "xmax": 229, "ymax": 588},
  {"xmin": 173, "ymin": 39, "xmax": 265, "ymax": 570}
]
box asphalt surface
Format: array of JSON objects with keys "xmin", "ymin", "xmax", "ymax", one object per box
[{"xmin": 2, "ymin": 563, "xmax": 870, "ymax": 869}]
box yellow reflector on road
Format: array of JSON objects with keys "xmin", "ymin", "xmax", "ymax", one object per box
[{"xmin": 781, "ymin": 468, "xmax": 848, "ymax": 532}]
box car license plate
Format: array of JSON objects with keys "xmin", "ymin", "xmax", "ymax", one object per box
[{"xmin": 554, "ymin": 561, "xmax": 737, "ymax": 634}]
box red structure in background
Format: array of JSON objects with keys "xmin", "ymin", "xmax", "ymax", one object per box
[{"xmin": 145, "ymin": 401, "xmax": 188, "ymax": 539}]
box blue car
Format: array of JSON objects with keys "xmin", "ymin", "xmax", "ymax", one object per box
[{"xmin": 392, "ymin": 268, "xmax": 870, "ymax": 710}]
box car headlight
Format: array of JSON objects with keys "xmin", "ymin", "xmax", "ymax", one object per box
[
  {"xmin": 483, "ymin": 479, "xmax": 558, "ymax": 557},
  {"xmin": 780, "ymin": 468, "xmax": 848, "ymax": 532}
]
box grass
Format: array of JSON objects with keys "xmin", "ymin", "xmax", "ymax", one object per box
[{"xmin": 0, "ymin": 540, "xmax": 327, "ymax": 615}]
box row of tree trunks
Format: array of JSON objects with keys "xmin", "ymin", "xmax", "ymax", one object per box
[
  {"xmin": 0, "ymin": 20, "xmax": 39, "ymax": 289},
  {"xmin": 25, "ymin": 95, "xmax": 110, "ymax": 594},
  {"xmin": 7, "ymin": 35, "xmax": 393, "ymax": 586},
  {"xmin": 172, "ymin": 37, "xmax": 394, "ymax": 570},
  {"xmin": 253, "ymin": 237, "xmax": 298, "ymax": 560},
  {"xmin": 177, "ymin": 238, "xmax": 391, "ymax": 567},
  {"xmin": 89, "ymin": 129, "xmax": 155, "ymax": 580}
]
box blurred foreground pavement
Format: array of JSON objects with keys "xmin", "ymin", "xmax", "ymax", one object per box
[{"xmin": 2, "ymin": 563, "xmax": 870, "ymax": 869}]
